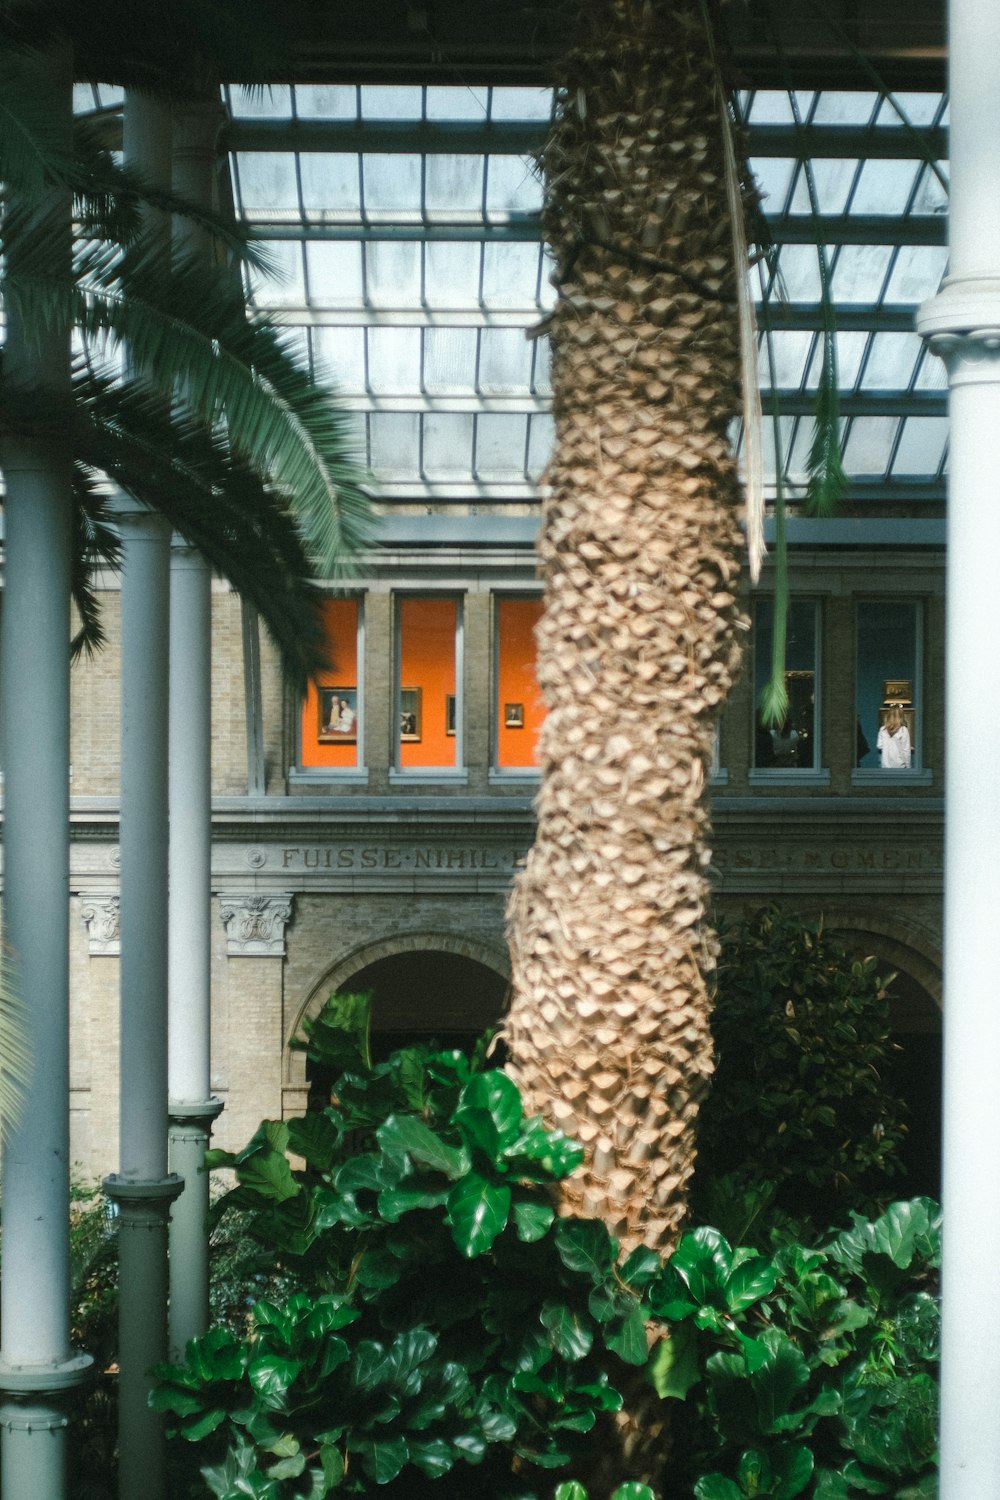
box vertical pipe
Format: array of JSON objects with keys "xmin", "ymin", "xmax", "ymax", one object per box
[
  {"xmin": 167, "ymin": 90, "xmax": 225, "ymax": 1359},
  {"xmin": 0, "ymin": 39, "xmax": 90, "ymax": 1495},
  {"xmin": 917, "ymin": 2, "xmax": 1000, "ymax": 1495},
  {"xmin": 103, "ymin": 91, "xmax": 182, "ymax": 1500}
]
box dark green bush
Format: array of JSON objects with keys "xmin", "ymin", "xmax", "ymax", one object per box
[{"xmin": 694, "ymin": 907, "xmax": 908, "ymax": 1231}]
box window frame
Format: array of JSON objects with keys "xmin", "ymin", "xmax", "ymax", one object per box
[{"xmin": 748, "ymin": 595, "xmax": 829, "ymax": 786}]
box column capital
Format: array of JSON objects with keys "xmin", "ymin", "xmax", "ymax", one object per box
[
  {"xmin": 918, "ymin": 278, "xmax": 1000, "ymax": 378},
  {"xmin": 79, "ymin": 892, "xmax": 120, "ymax": 955},
  {"xmin": 219, "ymin": 892, "xmax": 293, "ymax": 956}
]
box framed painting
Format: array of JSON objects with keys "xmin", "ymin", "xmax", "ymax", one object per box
[
  {"xmin": 318, "ymin": 687, "xmax": 358, "ymax": 743},
  {"xmin": 400, "ymin": 687, "xmax": 422, "ymax": 742}
]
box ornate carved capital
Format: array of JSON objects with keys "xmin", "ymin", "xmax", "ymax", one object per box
[
  {"xmin": 80, "ymin": 893, "xmax": 121, "ymax": 955},
  {"xmin": 219, "ymin": 892, "xmax": 293, "ymax": 957}
]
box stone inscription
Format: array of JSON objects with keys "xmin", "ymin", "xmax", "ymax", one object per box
[
  {"xmin": 279, "ymin": 846, "xmax": 522, "ymax": 872},
  {"xmin": 713, "ymin": 847, "xmax": 941, "ymax": 873}
]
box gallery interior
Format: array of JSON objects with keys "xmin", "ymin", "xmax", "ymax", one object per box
[{"xmin": 10, "ymin": 0, "xmax": 997, "ymax": 1495}]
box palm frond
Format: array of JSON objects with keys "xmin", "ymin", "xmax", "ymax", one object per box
[
  {"xmin": 71, "ymin": 243, "xmax": 374, "ymax": 573},
  {"xmin": 70, "ymin": 467, "xmax": 122, "ymax": 657}
]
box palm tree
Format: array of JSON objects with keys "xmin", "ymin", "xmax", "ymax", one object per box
[{"xmin": 503, "ymin": 0, "xmax": 747, "ymax": 1256}]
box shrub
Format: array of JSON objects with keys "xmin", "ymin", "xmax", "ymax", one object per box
[{"xmin": 694, "ymin": 907, "xmax": 907, "ymax": 1231}]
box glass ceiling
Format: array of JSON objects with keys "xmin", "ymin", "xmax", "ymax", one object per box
[{"xmin": 71, "ymin": 80, "xmax": 950, "ymax": 510}]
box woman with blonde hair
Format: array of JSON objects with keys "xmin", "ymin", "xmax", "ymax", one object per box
[{"xmin": 877, "ymin": 704, "xmax": 912, "ymax": 769}]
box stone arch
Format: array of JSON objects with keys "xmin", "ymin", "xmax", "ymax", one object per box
[
  {"xmin": 285, "ymin": 930, "xmax": 512, "ymax": 1086},
  {"xmin": 815, "ymin": 906, "xmax": 942, "ymax": 1018}
]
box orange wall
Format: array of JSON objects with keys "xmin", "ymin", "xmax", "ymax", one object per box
[
  {"xmin": 301, "ymin": 597, "xmax": 359, "ymax": 769},
  {"xmin": 399, "ymin": 597, "xmax": 457, "ymax": 768},
  {"xmin": 496, "ymin": 597, "xmax": 545, "ymax": 769}
]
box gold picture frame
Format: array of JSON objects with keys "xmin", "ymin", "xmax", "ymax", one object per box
[
  {"xmin": 400, "ymin": 687, "xmax": 422, "ymax": 742},
  {"xmin": 318, "ymin": 687, "xmax": 358, "ymax": 743}
]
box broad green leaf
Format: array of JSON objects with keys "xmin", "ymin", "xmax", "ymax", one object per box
[
  {"xmin": 606, "ymin": 1305, "xmax": 649, "ymax": 1365},
  {"xmin": 454, "ymin": 1106, "xmax": 503, "ymax": 1163},
  {"xmin": 508, "ymin": 1117, "xmax": 585, "ymax": 1178},
  {"xmin": 620, "ymin": 1245, "xmax": 663, "ymax": 1290},
  {"xmin": 554, "ymin": 1218, "xmax": 616, "ymax": 1277},
  {"xmin": 693, "ymin": 1477, "xmax": 744, "ymax": 1500},
  {"xmin": 320, "ymin": 1440, "xmax": 345, "ymax": 1489},
  {"xmin": 813, "ymin": 1471, "xmax": 852, "ymax": 1500},
  {"xmin": 540, "ymin": 1300, "xmax": 594, "ymax": 1360},
  {"xmin": 248, "ymin": 1354, "xmax": 303, "ymax": 1404},
  {"xmin": 725, "ymin": 1254, "xmax": 778, "ymax": 1313},
  {"xmin": 359, "ymin": 1436, "xmax": 409, "ymax": 1485},
  {"xmin": 377, "ymin": 1177, "xmax": 450, "ymax": 1221},
  {"xmin": 649, "ymin": 1324, "xmax": 701, "ymax": 1400},
  {"xmin": 751, "ymin": 1331, "xmax": 812, "ymax": 1431},
  {"xmin": 180, "ymin": 1406, "xmax": 228, "ymax": 1441},
  {"xmin": 457, "ymin": 1071, "xmax": 523, "ymax": 1147},
  {"xmin": 353, "ymin": 1248, "xmax": 403, "ymax": 1289},
  {"xmin": 334, "ymin": 1153, "xmax": 395, "ymax": 1195},
  {"xmin": 409, "ymin": 1437, "xmax": 454, "ymax": 1478},
  {"xmin": 378, "ymin": 1114, "xmax": 469, "ymax": 1178},
  {"xmin": 556, "ymin": 1484, "xmax": 588, "ymax": 1500},
  {"xmin": 286, "ymin": 1111, "xmax": 340, "ymax": 1173},
  {"xmin": 772, "ymin": 1443, "xmax": 815, "ymax": 1500},
  {"xmin": 447, "ymin": 1172, "xmax": 511, "ymax": 1257},
  {"xmin": 512, "ymin": 1196, "xmax": 555, "ymax": 1242},
  {"xmin": 265, "ymin": 1452, "xmax": 306, "ymax": 1481},
  {"xmin": 611, "ymin": 1487, "xmax": 657, "ymax": 1500}
]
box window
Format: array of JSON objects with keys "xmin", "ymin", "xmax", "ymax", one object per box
[
  {"xmin": 300, "ymin": 597, "xmax": 362, "ymax": 771},
  {"xmin": 855, "ymin": 601, "xmax": 922, "ymax": 774},
  {"xmin": 494, "ymin": 596, "xmax": 544, "ymax": 773},
  {"xmin": 395, "ymin": 596, "xmax": 461, "ymax": 771},
  {"xmin": 752, "ymin": 598, "xmax": 821, "ymax": 773}
]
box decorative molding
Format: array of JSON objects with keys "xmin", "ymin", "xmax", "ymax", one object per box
[
  {"xmin": 80, "ymin": 893, "xmax": 121, "ymax": 955},
  {"xmin": 219, "ymin": 893, "xmax": 293, "ymax": 957}
]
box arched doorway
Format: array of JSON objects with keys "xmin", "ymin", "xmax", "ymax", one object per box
[{"xmin": 294, "ymin": 936, "xmax": 510, "ymax": 1108}]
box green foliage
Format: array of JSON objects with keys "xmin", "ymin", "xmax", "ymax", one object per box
[
  {"xmin": 695, "ymin": 908, "xmax": 907, "ymax": 1230},
  {"xmin": 154, "ymin": 995, "xmax": 640, "ymax": 1497},
  {"xmin": 647, "ymin": 1198, "xmax": 940, "ymax": 1499},
  {"xmin": 153, "ymin": 998, "xmax": 938, "ymax": 1499}
]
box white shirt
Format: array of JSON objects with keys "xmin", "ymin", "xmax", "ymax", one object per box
[{"xmin": 877, "ymin": 723, "xmax": 911, "ymax": 769}]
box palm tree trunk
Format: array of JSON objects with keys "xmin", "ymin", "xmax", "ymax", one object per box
[{"xmin": 504, "ymin": 0, "xmax": 745, "ymax": 1256}]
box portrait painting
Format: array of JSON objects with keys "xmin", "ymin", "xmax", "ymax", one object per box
[{"xmin": 318, "ymin": 687, "xmax": 358, "ymax": 743}]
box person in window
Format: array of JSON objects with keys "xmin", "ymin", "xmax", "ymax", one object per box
[
  {"xmin": 336, "ymin": 699, "xmax": 356, "ymax": 735},
  {"xmin": 877, "ymin": 705, "xmax": 912, "ymax": 769}
]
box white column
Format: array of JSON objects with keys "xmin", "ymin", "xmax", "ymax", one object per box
[
  {"xmin": 101, "ymin": 90, "xmax": 181, "ymax": 1500},
  {"xmin": 168, "ymin": 540, "xmax": 221, "ymax": 1355},
  {"xmin": 0, "ymin": 40, "xmax": 91, "ymax": 1498},
  {"xmin": 916, "ymin": 2, "xmax": 1000, "ymax": 1495},
  {"xmin": 167, "ymin": 91, "xmax": 225, "ymax": 1358}
]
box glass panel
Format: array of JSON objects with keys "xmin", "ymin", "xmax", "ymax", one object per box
[
  {"xmin": 367, "ymin": 326, "xmax": 422, "ymax": 393},
  {"xmin": 422, "ymin": 413, "xmax": 475, "ymax": 476},
  {"xmin": 910, "ymin": 162, "xmax": 949, "ymax": 216},
  {"xmin": 425, "ymin": 85, "xmax": 490, "ymax": 120},
  {"xmin": 748, "ymin": 91, "xmax": 797, "ymax": 125},
  {"xmin": 476, "ymin": 413, "xmax": 528, "ymax": 476},
  {"xmin": 362, "ymin": 155, "xmax": 423, "ymax": 214},
  {"xmin": 830, "ymin": 244, "xmax": 894, "ymax": 302},
  {"xmin": 883, "ymin": 244, "xmax": 948, "ymax": 303},
  {"xmin": 891, "ymin": 416, "xmax": 949, "ymax": 476},
  {"xmin": 478, "ymin": 327, "xmax": 533, "ymax": 392},
  {"xmin": 760, "ymin": 329, "xmax": 815, "ymax": 391},
  {"xmin": 859, "ymin": 331, "xmax": 922, "ymax": 392},
  {"xmin": 294, "ymin": 85, "xmax": 358, "ymax": 119},
  {"xmin": 789, "ymin": 158, "xmax": 857, "ymax": 215},
  {"xmin": 365, "ymin": 241, "xmax": 422, "ymax": 305},
  {"xmin": 753, "ymin": 599, "xmax": 819, "ymax": 770},
  {"xmin": 750, "ymin": 157, "xmax": 797, "ymax": 216},
  {"xmin": 850, "ymin": 159, "xmax": 920, "ymax": 216},
  {"xmin": 496, "ymin": 597, "xmax": 545, "ymax": 769},
  {"xmin": 312, "ymin": 326, "xmax": 366, "ymax": 390},
  {"xmin": 370, "ymin": 412, "xmax": 420, "ymax": 477},
  {"xmin": 489, "ymin": 87, "xmax": 553, "ymax": 121},
  {"xmin": 423, "ymin": 327, "xmax": 478, "ymax": 392},
  {"xmin": 305, "ymin": 241, "xmax": 364, "ymax": 304},
  {"xmin": 248, "ymin": 240, "xmax": 306, "ymax": 306},
  {"xmin": 301, "ymin": 597, "xmax": 360, "ymax": 770},
  {"xmin": 812, "ymin": 91, "xmax": 879, "ymax": 125},
  {"xmin": 484, "ymin": 155, "xmax": 543, "ymax": 216},
  {"xmin": 230, "ymin": 85, "xmax": 292, "ymax": 117},
  {"xmin": 856, "ymin": 602, "xmax": 919, "ymax": 769},
  {"xmin": 482, "ymin": 241, "xmax": 544, "ymax": 306},
  {"xmin": 398, "ymin": 597, "xmax": 458, "ymax": 769},
  {"xmin": 235, "ymin": 153, "xmax": 299, "ymax": 215},
  {"xmin": 805, "ymin": 329, "xmax": 869, "ymax": 392},
  {"xmin": 360, "ymin": 85, "xmax": 423, "ymax": 119},
  {"xmin": 878, "ymin": 93, "xmax": 942, "ymax": 127},
  {"xmin": 299, "ymin": 154, "xmax": 362, "ymax": 217},
  {"xmin": 425, "ymin": 155, "xmax": 485, "ymax": 215},
  {"xmin": 770, "ymin": 244, "xmax": 823, "ymax": 302},
  {"xmin": 527, "ymin": 412, "xmax": 556, "ymax": 479},
  {"xmin": 842, "ymin": 416, "xmax": 899, "ymax": 474},
  {"xmin": 424, "ymin": 241, "xmax": 482, "ymax": 306}
]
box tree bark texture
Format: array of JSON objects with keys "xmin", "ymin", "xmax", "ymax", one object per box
[{"xmin": 504, "ymin": 0, "xmax": 745, "ymax": 1256}]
